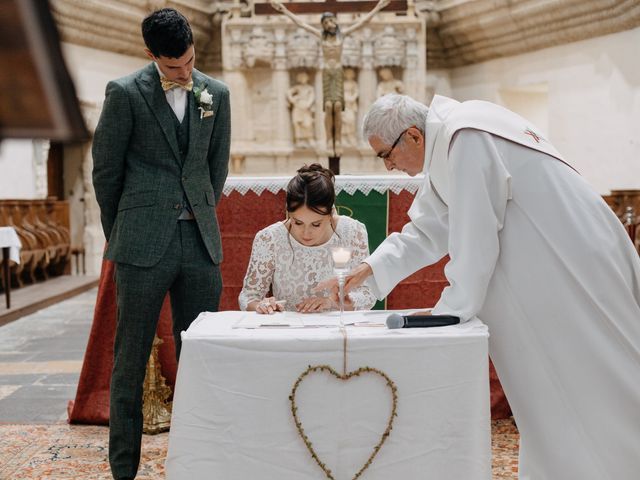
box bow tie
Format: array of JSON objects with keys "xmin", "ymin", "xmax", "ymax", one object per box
[{"xmin": 160, "ymin": 77, "xmax": 193, "ymax": 92}]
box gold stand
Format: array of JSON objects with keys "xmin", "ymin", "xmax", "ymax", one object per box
[{"xmin": 142, "ymin": 335, "xmax": 173, "ymax": 434}]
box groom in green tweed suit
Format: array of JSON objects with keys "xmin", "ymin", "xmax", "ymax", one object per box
[{"xmin": 92, "ymin": 8, "xmax": 230, "ymax": 480}]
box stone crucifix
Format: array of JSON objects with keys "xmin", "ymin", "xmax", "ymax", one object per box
[{"xmin": 261, "ymin": 0, "xmax": 403, "ymax": 173}]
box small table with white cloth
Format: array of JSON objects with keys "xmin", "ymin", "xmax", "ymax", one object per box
[
  {"xmin": 0, "ymin": 226, "xmax": 21, "ymax": 309},
  {"xmin": 165, "ymin": 311, "xmax": 491, "ymax": 480}
]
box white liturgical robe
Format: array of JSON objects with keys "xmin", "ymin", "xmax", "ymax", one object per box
[{"xmin": 366, "ymin": 96, "xmax": 640, "ymax": 479}]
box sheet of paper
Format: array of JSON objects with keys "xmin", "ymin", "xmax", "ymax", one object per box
[{"xmin": 232, "ymin": 313, "xmax": 304, "ymax": 329}]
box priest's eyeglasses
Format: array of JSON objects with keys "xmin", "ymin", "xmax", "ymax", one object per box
[{"xmin": 377, "ymin": 128, "xmax": 410, "ymax": 161}]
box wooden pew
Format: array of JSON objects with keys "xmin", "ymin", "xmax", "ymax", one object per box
[
  {"xmin": 0, "ymin": 199, "xmax": 71, "ymax": 289},
  {"xmin": 603, "ymin": 189, "xmax": 639, "ymax": 253}
]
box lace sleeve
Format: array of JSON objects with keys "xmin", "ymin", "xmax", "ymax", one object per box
[
  {"xmin": 238, "ymin": 227, "xmax": 276, "ymax": 310},
  {"xmin": 346, "ymin": 221, "xmax": 377, "ymax": 310}
]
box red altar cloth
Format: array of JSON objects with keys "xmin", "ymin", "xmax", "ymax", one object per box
[{"xmin": 68, "ymin": 189, "xmax": 511, "ymax": 424}]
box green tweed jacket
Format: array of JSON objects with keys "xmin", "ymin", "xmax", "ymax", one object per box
[{"xmin": 92, "ymin": 63, "xmax": 230, "ymax": 267}]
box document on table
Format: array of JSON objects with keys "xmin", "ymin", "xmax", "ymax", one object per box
[
  {"xmin": 232, "ymin": 311, "xmax": 397, "ymax": 329},
  {"xmin": 233, "ymin": 313, "xmax": 304, "ymax": 329}
]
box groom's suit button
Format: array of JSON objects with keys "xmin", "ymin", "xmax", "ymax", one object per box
[
  {"xmin": 174, "ymin": 204, "xmax": 181, "ymax": 210},
  {"xmin": 182, "ymin": 176, "xmax": 187, "ymax": 181}
]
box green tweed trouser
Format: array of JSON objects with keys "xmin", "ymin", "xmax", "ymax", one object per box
[{"xmin": 109, "ymin": 220, "xmax": 222, "ymax": 480}]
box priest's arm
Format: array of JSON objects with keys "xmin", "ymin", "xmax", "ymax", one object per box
[
  {"xmin": 430, "ymin": 129, "xmax": 510, "ymax": 321},
  {"xmin": 365, "ymin": 179, "xmax": 449, "ymax": 298},
  {"xmin": 365, "ymin": 129, "xmax": 510, "ymax": 322}
]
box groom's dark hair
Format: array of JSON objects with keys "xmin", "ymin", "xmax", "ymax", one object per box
[{"xmin": 142, "ymin": 8, "xmax": 193, "ymax": 58}]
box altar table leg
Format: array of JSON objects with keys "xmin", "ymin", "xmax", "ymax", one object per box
[{"xmin": 2, "ymin": 247, "xmax": 10, "ymax": 309}]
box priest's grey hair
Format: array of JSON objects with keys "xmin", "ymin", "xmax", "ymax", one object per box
[{"xmin": 362, "ymin": 94, "xmax": 429, "ymax": 145}]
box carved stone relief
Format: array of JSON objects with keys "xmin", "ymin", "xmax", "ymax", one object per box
[
  {"xmin": 287, "ymin": 70, "xmax": 316, "ymax": 148},
  {"xmin": 376, "ymin": 67, "xmax": 404, "ymax": 97},
  {"xmin": 373, "ymin": 26, "xmax": 405, "ymax": 67},
  {"xmin": 222, "ymin": 15, "xmax": 424, "ymax": 166},
  {"xmin": 287, "ymin": 29, "xmax": 319, "ymax": 68},
  {"xmin": 342, "ymin": 67, "xmax": 359, "ymax": 148},
  {"xmin": 342, "ymin": 35, "xmax": 362, "ymax": 68},
  {"xmin": 243, "ymin": 27, "xmax": 275, "ymax": 68}
]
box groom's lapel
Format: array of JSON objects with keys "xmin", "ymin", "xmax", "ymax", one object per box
[
  {"xmin": 185, "ymin": 71, "xmax": 203, "ymax": 164},
  {"xmin": 135, "ymin": 63, "xmax": 181, "ymax": 165}
]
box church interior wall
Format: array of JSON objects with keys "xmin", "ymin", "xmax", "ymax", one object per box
[
  {"xmin": 61, "ymin": 43, "xmax": 148, "ymax": 104},
  {"xmin": 448, "ymin": 27, "xmax": 640, "ymax": 194},
  {"xmin": 4, "ymin": 17, "xmax": 638, "ymax": 275},
  {"xmin": 0, "ymin": 140, "xmax": 40, "ymax": 199}
]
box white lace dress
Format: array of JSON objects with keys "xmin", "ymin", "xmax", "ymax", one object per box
[{"xmin": 238, "ymin": 216, "xmax": 376, "ymax": 311}]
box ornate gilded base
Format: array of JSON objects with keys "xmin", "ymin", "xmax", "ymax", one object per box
[{"xmin": 142, "ymin": 335, "xmax": 173, "ymax": 435}]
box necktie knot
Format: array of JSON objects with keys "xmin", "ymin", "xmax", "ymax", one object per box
[{"xmin": 161, "ymin": 77, "xmax": 193, "ymax": 92}]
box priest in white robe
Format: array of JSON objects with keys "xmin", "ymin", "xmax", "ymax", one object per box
[{"xmin": 333, "ymin": 94, "xmax": 640, "ymax": 479}]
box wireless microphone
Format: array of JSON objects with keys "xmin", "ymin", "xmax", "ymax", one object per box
[{"xmin": 386, "ymin": 313, "xmax": 460, "ymax": 329}]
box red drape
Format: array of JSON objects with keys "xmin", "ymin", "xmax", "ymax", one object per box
[{"xmin": 68, "ymin": 189, "xmax": 510, "ymax": 424}]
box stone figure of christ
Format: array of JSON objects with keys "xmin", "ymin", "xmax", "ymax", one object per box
[{"xmin": 270, "ymin": 0, "xmax": 390, "ymax": 157}]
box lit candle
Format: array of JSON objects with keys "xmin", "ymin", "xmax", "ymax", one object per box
[{"xmin": 331, "ymin": 247, "xmax": 352, "ymax": 268}]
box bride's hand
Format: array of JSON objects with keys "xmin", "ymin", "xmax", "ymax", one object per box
[
  {"xmin": 296, "ymin": 296, "xmax": 336, "ymax": 313},
  {"xmin": 254, "ymin": 297, "xmax": 285, "ymax": 315},
  {"xmin": 297, "ymin": 295, "xmax": 355, "ymax": 313}
]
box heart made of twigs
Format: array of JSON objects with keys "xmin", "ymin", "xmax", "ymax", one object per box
[{"xmin": 289, "ymin": 364, "xmax": 398, "ymax": 480}]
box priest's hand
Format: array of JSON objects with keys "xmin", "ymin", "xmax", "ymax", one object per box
[
  {"xmin": 344, "ymin": 262, "xmax": 374, "ymax": 292},
  {"xmin": 313, "ymin": 262, "xmax": 374, "ymax": 297}
]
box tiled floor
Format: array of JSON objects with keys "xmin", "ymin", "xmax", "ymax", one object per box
[{"xmin": 0, "ymin": 289, "xmax": 96, "ymax": 423}]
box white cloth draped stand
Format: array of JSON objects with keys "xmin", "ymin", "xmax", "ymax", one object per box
[
  {"xmin": 0, "ymin": 226, "xmax": 21, "ymax": 309},
  {"xmin": 165, "ymin": 311, "xmax": 491, "ymax": 479}
]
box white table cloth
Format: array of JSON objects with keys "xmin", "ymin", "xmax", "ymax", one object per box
[
  {"xmin": 0, "ymin": 226, "xmax": 21, "ymax": 264},
  {"xmin": 166, "ymin": 311, "xmax": 491, "ymax": 480}
]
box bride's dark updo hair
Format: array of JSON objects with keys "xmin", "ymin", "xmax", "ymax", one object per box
[{"xmin": 286, "ymin": 164, "xmax": 335, "ymax": 216}]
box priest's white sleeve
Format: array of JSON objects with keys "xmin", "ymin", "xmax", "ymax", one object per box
[
  {"xmin": 366, "ymin": 179, "xmax": 449, "ymax": 299},
  {"xmin": 432, "ymin": 129, "xmax": 510, "ymax": 321}
]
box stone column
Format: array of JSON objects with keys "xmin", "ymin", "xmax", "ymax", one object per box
[
  {"xmin": 32, "ymin": 140, "xmax": 50, "ymax": 199},
  {"xmin": 79, "ymin": 101, "xmax": 104, "ymax": 276},
  {"xmin": 225, "ymin": 69, "xmax": 253, "ymax": 148},
  {"xmin": 81, "ymin": 143, "xmax": 104, "ymax": 276},
  {"xmin": 403, "ymin": 26, "xmax": 426, "ymax": 102},
  {"xmin": 314, "ymin": 68, "xmax": 324, "ymax": 146},
  {"xmin": 223, "ymin": 26, "xmax": 253, "ymax": 150},
  {"xmin": 358, "ymin": 28, "xmax": 376, "ymax": 147},
  {"xmin": 222, "ymin": 23, "xmax": 254, "ymax": 153},
  {"xmin": 272, "ymin": 27, "xmax": 291, "ymax": 149}
]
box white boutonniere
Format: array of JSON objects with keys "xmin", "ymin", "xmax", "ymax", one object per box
[{"xmin": 194, "ymin": 84, "xmax": 214, "ymax": 119}]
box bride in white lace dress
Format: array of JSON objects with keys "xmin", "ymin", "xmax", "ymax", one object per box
[{"xmin": 239, "ymin": 164, "xmax": 376, "ymax": 314}]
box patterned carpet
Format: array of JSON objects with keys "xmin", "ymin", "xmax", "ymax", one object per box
[{"xmin": 0, "ymin": 419, "xmax": 519, "ymax": 479}]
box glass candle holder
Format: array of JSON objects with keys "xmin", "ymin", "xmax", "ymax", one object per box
[{"xmin": 331, "ymin": 246, "xmax": 352, "ymax": 325}]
